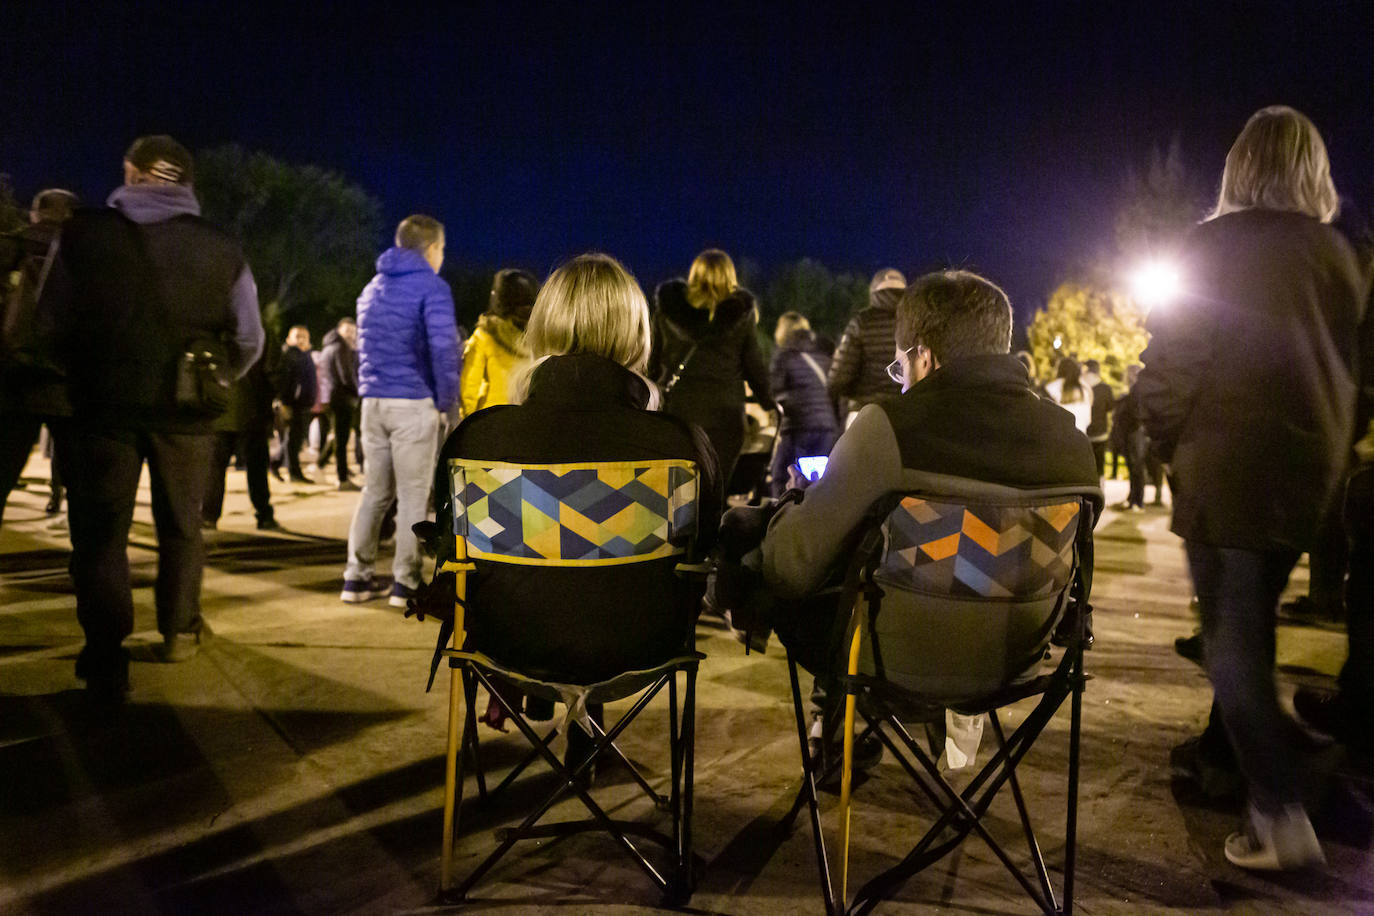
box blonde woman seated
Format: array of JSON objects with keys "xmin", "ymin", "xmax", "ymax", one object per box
[{"xmin": 436, "ymin": 254, "xmax": 722, "ymax": 745}]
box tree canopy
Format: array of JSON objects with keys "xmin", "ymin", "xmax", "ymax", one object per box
[
  {"xmin": 763, "ymin": 258, "xmax": 868, "ymax": 344},
  {"xmin": 194, "ymin": 146, "xmax": 383, "ymax": 340},
  {"xmin": 0, "ymin": 175, "xmax": 26, "ymax": 234},
  {"xmin": 1026, "ymin": 282, "xmax": 1148, "ymax": 390}
]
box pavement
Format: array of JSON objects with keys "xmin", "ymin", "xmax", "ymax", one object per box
[{"xmin": 1, "ymin": 457, "xmax": 1371, "ymax": 915}]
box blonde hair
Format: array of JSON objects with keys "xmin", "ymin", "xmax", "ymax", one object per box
[
  {"xmin": 395, "ymin": 214, "xmax": 445, "ymax": 251},
  {"xmin": 686, "ymin": 248, "xmax": 738, "ymax": 312},
  {"xmin": 513, "ymin": 253, "xmax": 655, "ymax": 402},
  {"xmin": 1212, "ymin": 106, "xmax": 1339, "ymax": 223},
  {"xmin": 773, "ymin": 311, "xmax": 811, "ymax": 348}
]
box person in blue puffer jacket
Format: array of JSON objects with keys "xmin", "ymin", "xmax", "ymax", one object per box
[{"xmin": 342, "ymin": 214, "xmax": 460, "ymax": 607}]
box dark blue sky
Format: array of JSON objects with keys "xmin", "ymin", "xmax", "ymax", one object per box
[{"xmin": 3, "ymin": 1, "xmax": 1372, "ymax": 318}]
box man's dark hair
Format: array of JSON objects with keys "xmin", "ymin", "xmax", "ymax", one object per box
[
  {"xmin": 395, "ymin": 214, "xmax": 444, "ymax": 252},
  {"xmin": 489, "ymin": 268, "xmax": 539, "ymax": 326},
  {"xmin": 124, "ymin": 135, "xmax": 194, "ymax": 185},
  {"xmin": 894, "ymin": 270, "xmax": 1012, "ymax": 364},
  {"xmin": 1084, "ymin": 358, "xmax": 1100, "ymax": 374},
  {"xmin": 30, "ymin": 188, "xmax": 79, "ymax": 224}
]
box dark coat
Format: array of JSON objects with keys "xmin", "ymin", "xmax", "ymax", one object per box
[
  {"xmin": 436, "ymin": 353, "xmax": 722, "ymax": 683},
  {"xmin": 649, "ymin": 279, "xmax": 774, "ymax": 477},
  {"xmin": 770, "ymin": 330, "xmax": 839, "ymax": 434},
  {"xmin": 827, "ymin": 288, "xmax": 903, "ymax": 411},
  {"xmin": 0, "ymin": 221, "xmax": 69, "ymax": 416},
  {"xmin": 1138, "ymin": 209, "xmax": 1371, "ymax": 551},
  {"xmin": 275, "ymin": 345, "xmax": 318, "ymax": 409}
]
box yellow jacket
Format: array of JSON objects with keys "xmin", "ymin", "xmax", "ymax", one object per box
[{"xmin": 460, "ymin": 313, "xmax": 529, "ymax": 416}]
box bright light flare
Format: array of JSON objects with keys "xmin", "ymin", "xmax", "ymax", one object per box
[{"xmin": 1130, "ymin": 260, "xmax": 1181, "ymax": 307}]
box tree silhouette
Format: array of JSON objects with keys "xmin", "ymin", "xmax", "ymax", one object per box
[{"xmin": 194, "ymin": 146, "xmax": 383, "ymax": 339}]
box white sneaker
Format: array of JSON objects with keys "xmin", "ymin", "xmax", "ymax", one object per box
[{"xmin": 1224, "ymin": 803, "xmax": 1325, "ymax": 871}]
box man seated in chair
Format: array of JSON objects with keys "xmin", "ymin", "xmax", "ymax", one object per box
[{"xmin": 760, "ymin": 269, "xmax": 1101, "ymax": 764}]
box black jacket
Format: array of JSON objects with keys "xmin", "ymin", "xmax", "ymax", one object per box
[
  {"xmin": 0, "ymin": 221, "xmax": 69, "ymax": 416},
  {"xmin": 649, "ymin": 279, "xmax": 775, "ymax": 424},
  {"xmin": 275, "ymin": 345, "xmax": 318, "ymax": 409},
  {"xmin": 1139, "ymin": 210, "xmax": 1371, "ymax": 551},
  {"xmin": 770, "ymin": 329, "xmax": 839, "ymax": 434},
  {"xmin": 436, "ymin": 353, "xmax": 721, "ymax": 682}
]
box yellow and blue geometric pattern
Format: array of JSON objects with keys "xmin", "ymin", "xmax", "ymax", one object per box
[
  {"xmin": 449, "ymin": 458, "xmax": 699, "ymax": 566},
  {"xmin": 880, "ymin": 497, "xmax": 1080, "ymax": 599}
]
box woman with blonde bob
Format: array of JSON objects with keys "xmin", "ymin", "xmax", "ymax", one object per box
[
  {"xmin": 1138, "ymin": 105, "xmax": 1368, "ymax": 872},
  {"xmin": 435, "ymin": 253, "xmax": 721, "ymax": 743},
  {"xmin": 650, "ymin": 248, "xmax": 774, "ymax": 486}
]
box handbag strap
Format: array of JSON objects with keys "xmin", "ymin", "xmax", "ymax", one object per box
[
  {"xmin": 799, "ymin": 352, "xmax": 828, "ymax": 387},
  {"xmin": 661, "ymin": 342, "xmax": 699, "ymax": 396}
]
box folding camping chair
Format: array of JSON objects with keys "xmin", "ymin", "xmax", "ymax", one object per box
[
  {"xmin": 781, "ymin": 474, "xmax": 1100, "ymax": 915},
  {"xmin": 429, "ymin": 457, "xmax": 706, "ymax": 904}
]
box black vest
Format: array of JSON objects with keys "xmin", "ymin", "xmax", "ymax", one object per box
[{"xmin": 56, "ymin": 208, "xmax": 245, "ymax": 431}]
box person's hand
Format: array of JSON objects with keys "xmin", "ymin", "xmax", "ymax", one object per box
[{"xmin": 786, "ymin": 464, "xmax": 814, "ymax": 491}]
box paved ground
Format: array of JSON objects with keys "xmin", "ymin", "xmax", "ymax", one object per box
[{"xmin": 1, "ymin": 456, "xmax": 1370, "ymax": 915}]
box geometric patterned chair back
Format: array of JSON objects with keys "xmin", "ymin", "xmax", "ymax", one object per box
[
  {"xmin": 879, "ymin": 497, "xmax": 1081, "ymax": 599},
  {"xmin": 855, "ymin": 491, "xmax": 1087, "ymax": 703},
  {"xmin": 448, "ymin": 458, "xmax": 699, "ymax": 567}
]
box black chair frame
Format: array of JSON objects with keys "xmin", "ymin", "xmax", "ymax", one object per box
[
  {"xmin": 441, "ymin": 647, "xmax": 701, "ymax": 904},
  {"xmin": 781, "ymin": 492, "xmax": 1095, "ymax": 915}
]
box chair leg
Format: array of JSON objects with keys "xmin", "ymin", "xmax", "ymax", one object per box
[
  {"xmin": 440, "ymin": 663, "xmax": 464, "ymax": 894},
  {"xmin": 681, "ymin": 664, "xmax": 698, "ymax": 895},
  {"xmin": 462, "ymin": 669, "xmax": 487, "ymax": 799},
  {"xmin": 787, "ymin": 655, "xmax": 838, "ymax": 914},
  {"xmin": 990, "ymin": 711, "xmax": 1056, "ymax": 910},
  {"xmin": 1064, "ymin": 645, "xmax": 1084, "ymax": 916}
]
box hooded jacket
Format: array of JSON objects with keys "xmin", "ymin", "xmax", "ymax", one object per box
[
  {"xmin": 319, "ymin": 327, "xmax": 359, "ymax": 406},
  {"xmin": 356, "ymin": 246, "xmax": 459, "ymax": 412},
  {"xmin": 47, "ymin": 184, "xmax": 264, "ymax": 431},
  {"xmin": 459, "ymin": 312, "xmax": 529, "ymax": 416}
]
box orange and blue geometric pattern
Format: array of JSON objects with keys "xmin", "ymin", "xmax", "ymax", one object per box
[
  {"xmin": 449, "ymin": 458, "xmax": 698, "ymax": 566},
  {"xmin": 880, "ymin": 497, "xmax": 1080, "ymax": 598}
]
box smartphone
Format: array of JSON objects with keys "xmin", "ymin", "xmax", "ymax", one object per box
[{"xmin": 796, "ymin": 455, "xmax": 829, "ymax": 481}]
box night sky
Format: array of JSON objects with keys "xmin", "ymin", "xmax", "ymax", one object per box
[{"xmin": 3, "ymin": 1, "xmax": 1372, "ymax": 320}]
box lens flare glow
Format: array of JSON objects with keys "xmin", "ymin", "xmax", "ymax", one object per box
[{"xmin": 1130, "ymin": 260, "xmax": 1181, "ymax": 306}]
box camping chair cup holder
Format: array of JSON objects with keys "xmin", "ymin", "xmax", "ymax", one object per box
[
  {"xmin": 427, "ymin": 457, "xmax": 707, "ymax": 905},
  {"xmin": 780, "ymin": 481, "xmax": 1099, "ymax": 916}
]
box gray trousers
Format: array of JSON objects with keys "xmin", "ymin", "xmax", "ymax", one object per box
[{"xmin": 344, "ymin": 397, "xmax": 441, "ymax": 588}]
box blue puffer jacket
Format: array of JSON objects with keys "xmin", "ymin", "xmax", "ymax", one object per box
[{"xmin": 356, "ymin": 247, "xmax": 460, "ymax": 412}]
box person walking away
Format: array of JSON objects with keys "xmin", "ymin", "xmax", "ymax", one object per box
[
  {"xmin": 1044, "ymin": 356, "xmax": 1093, "ymax": 435},
  {"xmin": 769, "ymin": 311, "xmax": 839, "ymax": 496},
  {"xmin": 0, "ymin": 189, "xmax": 79, "ymax": 526},
  {"xmin": 273, "ymin": 325, "xmax": 317, "ymax": 483},
  {"xmin": 459, "ymin": 268, "xmax": 536, "ymax": 417},
  {"xmin": 1111, "ymin": 364, "xmax": 1149, "ymax": 511},
  {"xmin": 650, "ymin": 248, "xmax": 773, "ymax": 486},
  {"xmin": 828, "ymin": 268, "xmax": 906, "ymax": 426},
  {"xmin": 47, "ymin": 135, "xmax": 264, "ymax": 699},
  {"xmin": 1139, "ymin": 106, "xmax": 1369, "ymax": 870},
  {"xmin": 1083, "ymin": 358, "xmax": 1114, "ymax": 478},
  {"xmin": 341, "ymin": 215, "xmax": 459, "ymax": 607},
  {"xmin": 320, "ymin": 317, "xmax": 361, "ymax": 489}
]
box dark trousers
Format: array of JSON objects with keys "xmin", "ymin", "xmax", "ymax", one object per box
[
  {"xmin": 0, "ymin": 410, "xmax": 43, "ymax": 524},
  {"xmin": 1124, "ymin": 428, "xmax": 1149, "ymax": 507},
  {"xmin": 1090, "ymin": 439, "xmax": 1108, "ymax": 479},
  {"xmin": 332, "ymin": 399, "xmax": 356, "ymax": 481},
  {"xmin": 65, "ymin": 425, "xmax": 215, "ymax": 655},
  {"xmin": 204, "ymin": 428, "xmax": 274, "ymax": 524},
  {"xmin": 284, "ymin": 408, "xmax": 310, "ymax": 477},
  {"xmin": 1341, "ymin": 465, "xmax": 1374, "ymax": 704},
  {"xmin": 770, "ymin": 427, "xmax": 838, "ymax": 497},
  {"xmin": 1188, "ymin": 541, "xmax": 1305, "ymax": 811}
]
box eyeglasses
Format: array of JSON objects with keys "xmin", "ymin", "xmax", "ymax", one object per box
[{"xmin": 886, "ymin": 348, "xmax": 913, "ymax": 384}]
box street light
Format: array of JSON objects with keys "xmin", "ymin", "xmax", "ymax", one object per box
[{"xmin": 1130, "ymin": 259, "xmax": 1181, "ymax": 307}]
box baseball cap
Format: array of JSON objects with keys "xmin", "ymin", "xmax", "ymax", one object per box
[{"xmin": 124, "ymin": 135, "xmax": 194, "ymax": 185}]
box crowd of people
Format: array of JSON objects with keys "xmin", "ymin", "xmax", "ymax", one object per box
[{"xmin": 2, "ymin": 103, "xmax": 1372, "ymax": 876}]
